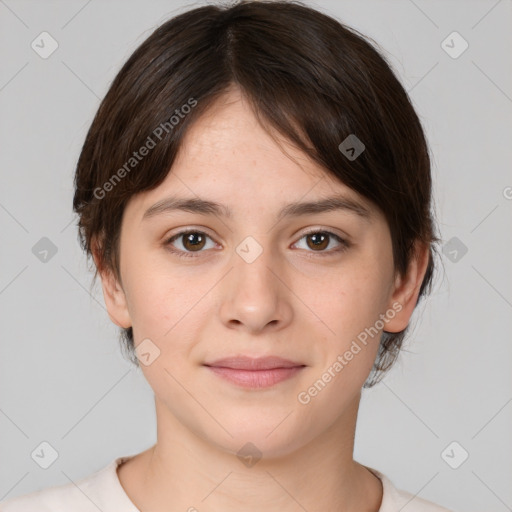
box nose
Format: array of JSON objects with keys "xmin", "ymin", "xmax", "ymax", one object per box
[{"xmin": 218, "ymin": 240, "xmax": 293, "ymax": 334}]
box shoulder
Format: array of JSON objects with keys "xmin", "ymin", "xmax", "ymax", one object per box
[
  {"xmin": 0, "ymin": 456, "xmax": 138, "ymax": 512},
  {"xmin": 367, "ymin": 466, "xmax": 456, "ymax": 512},
  {"xmin": 0, "ymin": 482, "xmax": 85, "ymax": 512}
]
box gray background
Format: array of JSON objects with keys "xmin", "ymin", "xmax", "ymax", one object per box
[{"xmin": 1, "ymin": 1, "xmax": 511, "ymax": 511}]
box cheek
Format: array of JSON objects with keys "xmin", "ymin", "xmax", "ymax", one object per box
[
  {"xmin": 319, "ymin": 266, "xmax": 390, "ymax": 333},
  {"xmin": 120, "ymin": 239, "xmax": 181, "ymax": 325},
  {"xmin": 122, "ymin": 256, "xmax": 212, "ymax": 361},
  {"xmin": 126, "ymin": 275, "xmax": 172, "ymax": 334},
  {"xmin": 298, "ymin": 276, "xmax": 386, "ymax": 410},
  {"xmin": 305, "ymin": 257, "xmax": 392, "ymax": 374}
]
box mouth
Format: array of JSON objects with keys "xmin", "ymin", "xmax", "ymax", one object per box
[{"xmin": 203, "ymin": 356, "xmax": 306, "ymax": 389}]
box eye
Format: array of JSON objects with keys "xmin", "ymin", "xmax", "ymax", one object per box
[
  {"xmin": 165, "ymin": 229, "xmax": 217, "ymax": 259},
  {"xmin": 164, "ymin": 228, "xmax": 350, "ymax": 259},
  {"xmin": 292, "ymin": 229, "xmax": 350, "ymax": 257}
]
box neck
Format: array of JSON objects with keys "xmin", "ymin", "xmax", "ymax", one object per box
[{"xmin": 118, "ymin": 393, "xmax": 383, "ymax": 512}]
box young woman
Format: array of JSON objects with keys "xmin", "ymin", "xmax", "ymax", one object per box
[{"xmin": 0, "ymin": 1, "xmax": 454, "ymax": 510}]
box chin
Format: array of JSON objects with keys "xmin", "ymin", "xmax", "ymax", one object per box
[{"xmin": 199, "ymin": 413, "xmax": 315, "ymax": 462}]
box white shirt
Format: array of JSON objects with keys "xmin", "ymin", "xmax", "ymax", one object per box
[{"xmin": 0, "ymin": 455, "xmax": 455, "ymax": 511}]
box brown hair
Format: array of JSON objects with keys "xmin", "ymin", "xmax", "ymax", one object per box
[{"xmin": 73, "ymin": 0, "xmax": 440, "ymax": 387}]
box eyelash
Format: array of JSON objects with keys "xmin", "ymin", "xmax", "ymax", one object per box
[{"xmin": 164, "ymin": 228, "xmax": 350, "ymax": 260}]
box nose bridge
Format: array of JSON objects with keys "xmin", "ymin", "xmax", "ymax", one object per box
[
  {"xmin": 233, "ymin": 234, "xmax": 280, "ymax": 297},
  {"xmin": 218, "ymin": 234, "xmax": 290, "ymax": 331}
]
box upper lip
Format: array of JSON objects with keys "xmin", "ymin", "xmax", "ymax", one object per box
[{"xmin": 204, "ymin": 356, "xmax": 305, "ymax": 370}]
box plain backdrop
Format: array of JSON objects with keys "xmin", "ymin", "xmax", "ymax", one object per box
[{"xmin": 1, "ymin": 1, "xmax": 511, "ymax": 511}]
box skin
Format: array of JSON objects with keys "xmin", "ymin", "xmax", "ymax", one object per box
[{"xmin": 94, "ymin": 86, "xmax": 430, "ymax": 512}]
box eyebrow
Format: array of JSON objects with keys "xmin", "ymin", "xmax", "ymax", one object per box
[{"xmin": 142, "ymin": 194, "xmax": 373, "ymax": 223}]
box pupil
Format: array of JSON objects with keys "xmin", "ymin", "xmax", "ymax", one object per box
[
  {"xmin": 309, "ymin": 232, "xmax": 328, "ymax": 250},
  {"xmin": 308, "ymin": 233, "xmax": 329, "ymax": 249},
  {"xmin": 312, "ymin": 233, "xmax": 323, "ymax": 244},
  {"xmin": 185, "ymin": 232, "xmax": 203, "ymax": 250}
]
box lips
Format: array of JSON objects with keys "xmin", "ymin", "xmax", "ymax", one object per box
[
  {"xmin": 204, "ymin": 356, "xmax": 304, "ymax": 370},
  {"xmin": 203, "ymin": 356, "xmax": 306, "ymax": 388}
]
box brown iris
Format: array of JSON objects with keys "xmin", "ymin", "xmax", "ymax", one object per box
[
  {"xmin": 305, "ymin": 232, "xmax": 329, "ymax": 251},
  {"xmin": 182, "ymin": 232, "xmax": 206, "ymax": 252}
]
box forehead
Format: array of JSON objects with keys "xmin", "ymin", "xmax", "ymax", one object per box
[
  {"xmin": 174, "ymin": 87, "xmax": 319, "ymax": 178},
  {"xmin": 126, "ymin": 88, "xmax": 379, "ymax": 223}
]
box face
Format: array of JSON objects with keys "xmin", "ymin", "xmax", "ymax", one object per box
[{"xmin": 99, "ymin": 87, "xmax": 425, "ymax": 458}]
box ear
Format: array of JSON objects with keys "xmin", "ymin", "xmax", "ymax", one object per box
[
  {"xmin": 92, "ymin": 241, "xmax": 132, "ymax": 329},
  {"xmin": 384, "ymin": 240, "xmax": 431, "ymax": 333}
]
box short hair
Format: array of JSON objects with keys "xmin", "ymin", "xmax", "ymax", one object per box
[{"xmin": 73, "ymin": 0, "xmax": 440, "ymax": 388}]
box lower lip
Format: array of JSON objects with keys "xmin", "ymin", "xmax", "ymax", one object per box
[{"xmin": 205, "ymin": 366, "xmax": 304, "ymax": 388}]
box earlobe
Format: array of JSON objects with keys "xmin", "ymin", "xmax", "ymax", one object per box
[
  {"xmin": 384, "ymin": 241, "xmax": 430, "ymax": 333},
  {"xmin": 92, "ymin": 245, "xmax": 132, "ymax": 329}
]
